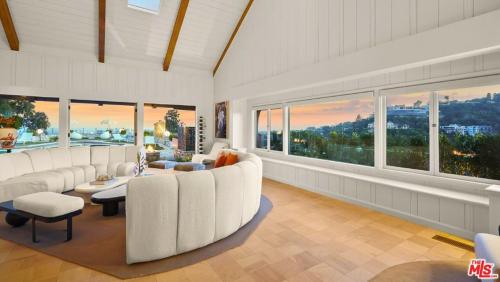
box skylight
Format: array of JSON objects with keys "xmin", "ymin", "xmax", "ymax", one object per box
[{"xmin": 128, "ymin": 0, "xmax": 160, "ymax": 14}]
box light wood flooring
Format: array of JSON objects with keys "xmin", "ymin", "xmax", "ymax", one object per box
[{"xmin": 0, "ymin": 178, "xmax": 474, "ymax": 282}]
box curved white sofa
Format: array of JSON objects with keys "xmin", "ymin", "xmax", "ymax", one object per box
[
  {"xmin": 126, "ymin": 150, "xmax": 262, "ymax": 264},
  {"xmin": 0, "ymin": 145, "xmax": 138, "ymax": 202}
]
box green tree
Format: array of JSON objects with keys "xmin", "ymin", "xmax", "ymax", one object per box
[{"xmin": 165, "ymin": 109, "xmax": 180, "ymax": 135}]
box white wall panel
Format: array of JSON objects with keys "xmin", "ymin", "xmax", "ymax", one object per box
[
  {"xmin": 393, "ymin": 189, "xmax": 412, "ymax": 214},
  {"xmin": 15, "ymin": 53, "xmax": 43, "ymax": 88},
  {"xmin": 418, "ymin": 194, "xmax": 440, "ymax": 221},
  {"xmin": 375, "ymin": 185, "xmax": 392, "ymax": 207},
  {"xmin": 261, "ymin": 159, "xmax": 487, "ymax": 239},
  {"xmin": 440, "ymin": 198, "xmax": 465, "ymax": 229},
  {"xmin": 344, "ymin": 178, "xmax": 357, "ymax": 198},
  {"xmin": 0, "ymin": 50, "xmax": 13, "ymax": 86},
  {"xmin": 356, "ymin": 181, "xmax": 371, "ymax": 203}
]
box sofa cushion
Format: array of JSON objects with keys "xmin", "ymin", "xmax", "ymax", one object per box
[
  {"xmin": 93, "ymin": 164, "xmax": 108, "ymax": 177},
  {"xmin": 70, "ymin": 147, "xmax": 91, "ymax": 166},
  {"xmin": 0, "ymin": 154, "xmax": 16, "ymax": 181},
  {"xmin": 49, "ymin": 147, "xmax": 72, "ymax": 169},
  {"xmin": 53, "ymin": 168, "xmax": 75, "ymax": 192},
  {"xmin": 76, "ymin": 165, "xmax": 96, "ymax": 182},
  {"xmin": 22, "ymin": 171, "xmax": 65, "ymax": 193},
  {"xmin": 212, "ymin": 165, "xmax": 244, "ymax": 241},
  {"xmin": 0, "ymin": 177, "xmax": 50, "ymax": 202},
  {"xmin": 126, "ymin": 175, "xmax": 179, "ymax": 264},
  {"xmin": 14, "ymin": 192, "xmax": 84, "ymax": 218},
  {"xmin": 224, "ymin": 153, "xmax": 239, "ymax": 166},
  {"xmin": 109, "ymin": 146, "xmax": 126, "ymax": 163},
  {"xmin": 9, "ymin": 152, "xmax": 34, "ymax": 176},
  {"xmin": 236, "ymin": 161, "xmax": 261, "ymax": 225},
  {"xmin": 176, "ymin": 171, "xmax": 216, "ymax": 254},
  {"xmin": 65, "ymin": 166, "xmax": 86, "ymax": 185},
  {"xmin": 117, "ymin": 162, "xmax": 136, "ymax": 177},
  {"xmin": 91, "ymin": 146, "xmax": 110, "ymax": 165},
  {"xmin": 214, "ymin": 152, "xmax": 227, "ymax": 168},
  {"xmin": 24, "ymin": 149, "xmax": 53, "ymax": 172}
]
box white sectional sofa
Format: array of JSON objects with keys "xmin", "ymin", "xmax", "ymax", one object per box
[
  {"xmin": 0, "ymin": 145, "xmax": 138, "ymax": 202},
  {"xmin": 126, "ymin": 150, "xmax": 262, "ymax": 264}
]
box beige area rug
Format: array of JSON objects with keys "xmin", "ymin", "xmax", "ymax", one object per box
[
  {"xmin": 0, "ymin": 196, "xmax": 272, "ymax": 279},
  {"xmin": 370, "ymin": 260, "xmax": 480, "ymax": 282}
]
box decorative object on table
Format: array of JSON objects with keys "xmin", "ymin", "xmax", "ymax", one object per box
[
  {"xmin": 91, "ymin": 175, "xmax": 116, "ymax": 185},
  {"xmin": 0, "ymin": 115, "xmax": 22, "ymax": 150},
  {"xmin": 198, "ymin": 116, "xmax": 206, "ymax": 153},
  {"xmin": 215, "ymin": 101, "xmax": 228, "ymax": 139},
  {"xmin": 137, "ymin": 146, "xmax": 147, "ymax": 175},
  {"xmin": 174, "ymin": 164, "xmax": 194, "ymax": 172}
]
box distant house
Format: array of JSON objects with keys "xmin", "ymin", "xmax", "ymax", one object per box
[
  {"xmin": 440, "ymin": 124, "xmax": 493, "ymax": 136},
  {"xmin": 387, "ymin": 105, "xmax": 429, "ymax": 116}
]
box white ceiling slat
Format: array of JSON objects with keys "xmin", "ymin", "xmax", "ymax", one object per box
[{"xmin": 6, "ymin": 0, "xmax": 248, "ymax": 71}]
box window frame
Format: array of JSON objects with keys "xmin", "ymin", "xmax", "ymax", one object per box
[
  {"xmin": 69, "ymin": 99, "xmax": 138, "ymax": 145},
  {"xmin": 381, "ymin": 74, "xmax": 500, "ymax": 184},
  {"xmin": 381, "ymin": 91, "xmax": 435, "ymax": 176},
  {"xmin": 143, "ymin": 102, "xmax": 197, "ymax": 152},
  {"xmin": 285, "ymin": 91, "xmax": 376, "ymax": 167},
  {"xmin": 253, "ymin": 104, "xmax": 285, "ymax": 153},
  {"xmin": 0, "ymin": 94, "xmax": 60, "ymax": 151}
]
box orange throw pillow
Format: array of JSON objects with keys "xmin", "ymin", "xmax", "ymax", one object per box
[
  {"xmin": 224, "ymin": 153, "xmax": 239, "ymax": 166},
  {"xmin": 214, "ymin": 152, "xmax": 227, "ymax": 168}
]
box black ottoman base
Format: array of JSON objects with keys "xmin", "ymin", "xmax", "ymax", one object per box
[{"xmin": 5, "ymin": 212, "xmax": 30, "ymax": 227}]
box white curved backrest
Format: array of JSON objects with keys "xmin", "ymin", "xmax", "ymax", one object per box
[{"xmin": 126, "ymin": 151, "xmax": 263, "ymax": 264}]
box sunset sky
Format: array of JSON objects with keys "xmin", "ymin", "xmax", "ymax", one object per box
[
  {"xmin": 34, "ymin": 103, "xmax": 196, "ymax": 130},
  {"xmin": 34, "ymin": 101, "xmax": 59, "ymax": 129},
  {"xmin": 289, "ymin": 97, "xmax": 374, "ymax": 129}
]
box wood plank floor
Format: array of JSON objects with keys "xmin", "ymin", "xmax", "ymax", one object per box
[{"xmin": 0, "ymin": 178, "xmax": 474, "ymax": 282}]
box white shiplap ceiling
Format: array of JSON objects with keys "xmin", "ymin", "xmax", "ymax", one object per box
[{"xmin": 1, "ymin": 0, "xmax": 248, "ymax": 71}]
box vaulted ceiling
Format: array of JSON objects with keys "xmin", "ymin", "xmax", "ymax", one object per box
[{"xmin": 0, "ymin": 0, "xmax": 249, "ymax": 72}]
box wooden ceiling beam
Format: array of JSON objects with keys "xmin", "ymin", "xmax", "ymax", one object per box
[
  {"xmin": 0, "ymin": 0, "xmax": 19, "ymax": 51},
  {"xmin": 212, "ymin": 0, "xmax": 253, "ymax": 76},
  {"xmin": 98, "ymin": 0, "xmax": 106, "ymax": 63},
  {"xmin": 163, "ymin": 0, "xmax": 189, "ymax": 71}
]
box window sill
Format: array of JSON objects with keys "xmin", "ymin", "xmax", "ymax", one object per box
[{"xmin": 261, "ymin": 157, "xmax": 489, "ymax": 207}]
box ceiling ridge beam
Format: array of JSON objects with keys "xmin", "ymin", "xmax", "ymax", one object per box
[
  {"xmin": 163, "ymin": 0, "xmax": 189, "ymax": 72},
  {"xmin": 212, "ymin": 0, "xmax": 254, "ymax": 76},
  {"xmin": 98, "ymin": 0, "xmax": 106, "ymax": 63},
  {"xmin": 0, "ymin": 0, "xmax": 19, "ymax": 51}
]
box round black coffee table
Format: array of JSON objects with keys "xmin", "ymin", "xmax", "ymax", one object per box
[{"xmin": 91, "ymin": 185, "xmax": 126, "ymax": 216}]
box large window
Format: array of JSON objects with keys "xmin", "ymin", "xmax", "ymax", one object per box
[
  {"xmin": 255, "ymin": 107, "xmax": 283, "ymax": 151},
  {"xmin": 438, "ymin": 85, "xmax": 500, "ymax": 180},
  {"xmin": 0, "ymin": 96, "xmax": 59, "ymax": 153},
  {"xmin": 289, "ymin": 96, "xmax": 374, "ymax": 166},
  {"xmin": 143, "ymin": 104, "xmax": 196, "ymax": 162},
  {"xmin": 70, "ymin": 100, "xmax": 136, "ymax": 146},
  {"xmin": 385, "ymin": 92, "xmax": 430, "ymax": 171}
]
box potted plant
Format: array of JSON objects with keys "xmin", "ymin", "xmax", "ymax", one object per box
[{"xmin": 0, "ymin": 115, "xmax": 22, "ymax": 149}]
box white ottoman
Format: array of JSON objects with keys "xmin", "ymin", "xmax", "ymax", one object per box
[{"xmin": 12, "ymin": 192, "xmax": 84, "ymax": 242}]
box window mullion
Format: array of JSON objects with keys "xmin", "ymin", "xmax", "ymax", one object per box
[
  {"xmin": 267, "ymin": 109, "xmax": 271, "ymax": 151},
  {"xmin": 283, "ymin": 106, "xmax": 289, "ymax": 155}
]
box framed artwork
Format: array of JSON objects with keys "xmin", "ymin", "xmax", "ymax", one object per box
[{"xmin": 215, "ymin": 101, "xmax": 228, "ymax": 139}]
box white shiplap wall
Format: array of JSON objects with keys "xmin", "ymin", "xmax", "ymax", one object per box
[
  {"xmin": 213, "ymin": 0, "xmax": 500, "ymax": 238},
  {"xmin": 215, "ymin": 0, "xmax": 500, "ymax": 94},
  {"xmin": 0, "ymin": 44, "xmax": 214, "ymax": 148}
]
